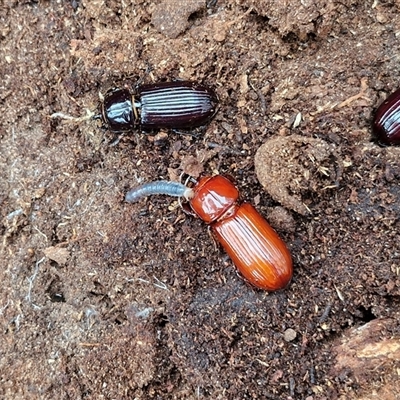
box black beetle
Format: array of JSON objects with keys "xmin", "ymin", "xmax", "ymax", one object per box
[
  {"xmin": 101, "ymin": 81, "xmax": 218, "ymax": 132},
  {"xmin": 51, "ymin": 81, "xmax": 219, "ymax": 134}
]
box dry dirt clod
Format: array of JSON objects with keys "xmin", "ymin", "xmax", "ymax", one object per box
[
  {"xmin": 254, "ymin": 135, "xmax": 340, "ymax": 215},
  {"xmin": 332, "ymin": 318, "xmax": 400, "ymax": 400},
  {"xmin": 43, "ymin": 246, "xmax": 70, "ymax": 265},
  {"xmin": 151, "ymin": 0, "xmax": 205, "ymax": 39}
]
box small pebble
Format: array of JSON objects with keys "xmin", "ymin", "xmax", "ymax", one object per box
[{"xmin": 284, "ymin": 328, "xmax": 297, "ymax": 342}]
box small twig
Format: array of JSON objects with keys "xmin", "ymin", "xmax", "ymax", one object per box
[
  {"xmin": 207, "ymin": 142, "xmax": 245, "ymax": 156},
  {"xmin": 153, "ymin": 276, "xmax": 168, "ymax": 290},
  {"xmin": 0, "ymin": 299, "xmax": 10, "ymax": 315},
  {"xmin": 336, "ymin": 77, "xmax": 369, "ymax": 109},
  {"xmin": 25, "ymin": 257, "xmax": 45, "ymax": 304},
  {"xmin": 256, "ymin": 89, "xmax": 267, "ymax": 115},
  {"xmin": 79, "ymin": 342, "xmax": 101, "ymax": 347},
  {"xmin": 318, "ymin": 303, "xmax": 332, "ymax": 323},
  {"xmin": 224, "ymin": 7, "xmax": 253, "ymax": 29},
  {"xmin": 334, "ymin": 283, "xmax": 345, "ymax": 302}
]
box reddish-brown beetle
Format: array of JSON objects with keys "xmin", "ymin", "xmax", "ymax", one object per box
[{"xmin": 125, "ymin": 175, "xmax": 293, "ymax": 291}]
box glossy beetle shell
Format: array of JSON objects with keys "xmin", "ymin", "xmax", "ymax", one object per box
[
  {"xmin": 101, "ymin": 81, "xmax": 218, "ymax": 132},
  {"xmin": 101, "ymin": 89, "xmax": 135, "ymax": 132},
  {"xmin": 190, "ymin": 176, "xmax": 239, "ymax": 223},
  {"xmin": 372, "ymin": 87, "xmax": 400, "ymax": 145},
  {"xmin": 139, "ymin": 81, "xmax": 218, "ymax": 129},
  {"xmin": 190, "ymin": 176, "xmax": 293, "ymax": 291}
]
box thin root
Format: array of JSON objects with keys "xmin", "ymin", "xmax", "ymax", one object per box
[
  {"xmin": 50, "ymin": 108, "xmax": 96, "ymax": 123},
  {"xmin": 336, "ymin": 77, "xmax": 369, "ymax": 109}
]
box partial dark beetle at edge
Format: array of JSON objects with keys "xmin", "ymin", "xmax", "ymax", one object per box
[
  {"xmin": 102, "ymin": 81, "xmax": 219, "ymax": 132},
  {"xmin": 372, "ymin": 86, "xmax": 400, "ymax": 145}
]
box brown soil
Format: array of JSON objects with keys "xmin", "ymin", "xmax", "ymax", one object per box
[{"xmin": 1, "ymin": 1, "xmax": 400, "ymax": 399}]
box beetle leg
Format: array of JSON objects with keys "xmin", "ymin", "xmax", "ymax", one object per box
[
  {"xmin": 207, "ymin": 226, "xmax": 220, "ymax": 252},
  {"xmin": 170, "ymin": 127, "xmax": 203, "ymax": 138},
  {"xmin": 109, "ymin": 132, "xmax": 125, "ymax": 147},
  {"xmin": 234, "ymin": 268, "xmax": 258, "ymax": 291}
]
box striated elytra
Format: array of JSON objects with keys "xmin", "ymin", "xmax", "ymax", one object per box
[
  {"xmin": 101, "ymin": 81, "xmax": 219, "ymax": 132},
  {"xmin": 126, "ymin": 175, "xmax": 293, "ymax": 291},
  {"xmin": 372, "ymin": 87, "xmax": 400, "ymax": 145}
]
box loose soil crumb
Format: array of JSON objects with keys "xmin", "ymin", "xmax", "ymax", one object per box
[
  {"xmin": 151, "ymin": 0, "xmax": 205, "ymax": 39},
  {"xmin": 255, "ymin": 135, "xmax": 340, "ymax": 215}
]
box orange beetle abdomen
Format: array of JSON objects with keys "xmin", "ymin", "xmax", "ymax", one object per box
[{"xmin": 212, "ymin": 203, "xmax": 293, "ymax": 291}]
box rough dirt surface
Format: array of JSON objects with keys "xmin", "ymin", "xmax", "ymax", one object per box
[
  {"xmin": 255, "ymin": 135, "xmax": 340, "ymax": 215},
  {"xmin": 1, "ymin": 1, "xmax": 400, "ymax": 399}
]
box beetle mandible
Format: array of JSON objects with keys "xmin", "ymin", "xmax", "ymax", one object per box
[{"xmin": 125, "ymin": 175, "xmax": 293, "ymax": 291}]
